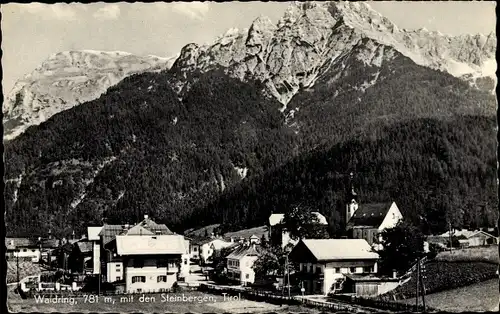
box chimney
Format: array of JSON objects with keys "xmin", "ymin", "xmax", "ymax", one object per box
[
  {"xmin": 392, "ymin": 270, "xmax": 397, "ymax": 279},
  {"xmin": 144, "ymin": 214, "xmax": 149, "ymax": 220}
]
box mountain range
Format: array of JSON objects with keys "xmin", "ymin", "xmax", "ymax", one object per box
[
  {"xmin": 3, "ymin": 1, "xmax": 497, "ymax": 238},
  {"xmin": 3, "ymin": 50, "xmax": 178, "ymax": 140}
]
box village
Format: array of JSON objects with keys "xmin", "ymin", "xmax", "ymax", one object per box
[{"xmin": 6, "ymin": 189, "xmax": 499, "ymax": 313}]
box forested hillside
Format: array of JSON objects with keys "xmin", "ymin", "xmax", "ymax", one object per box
[
  {"xmin": 285, "ymin": 41, "xmax": 495, "ymax": 151},
  {"xmin": 194, "ymin": 115, "xmax": 497, "ymax": 236},
  {"xmin": 4, "ymin": 47, "xmax": 497, "ymax": 238},
  {"xmin": 4, "ymin": 70, "xmax": 296, "ymax": 237}
]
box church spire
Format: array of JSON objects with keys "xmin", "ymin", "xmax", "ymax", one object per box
[
  {"xmin": 346, "ymin": 172, "xmax": 359, "ymax": 224},
  {"xmin": 348, "ymin": 172, "xmax": 358, "ymax": 201}
]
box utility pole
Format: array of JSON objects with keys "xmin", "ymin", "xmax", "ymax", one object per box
[
  {"xmin": 448, "ymin": 222, "xmax": 453, "ymax": 253},
  {"xmin": 415, "ymin": 258, "xmax": 419, "ymax": 310},
  {"xmin": 16, "ymin": 249, "xmax": 20, "ymax": 286},
  {"xmin": 286, "ymin": 255, "xmax": 291, "ymax": 298},
  {"xmin": 420, "ymin": 265, "xmax": 427, "ymax": 312}
]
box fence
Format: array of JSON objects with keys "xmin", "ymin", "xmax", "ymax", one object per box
[
  {"xmin": 332, "ymin": 294, "xmax": 436, "ymax": 312},
  {"xmin": 199, "ymin": 284, "xmax": 355, "ymax": 311},
  {"xmin": 199, "ymin": 283, "xmax": 300, "ymax": 305}
]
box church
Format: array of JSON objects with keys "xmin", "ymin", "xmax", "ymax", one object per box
[{"xmin": 344, "ymin": 175, "xmax": 403, "ymax": 249}]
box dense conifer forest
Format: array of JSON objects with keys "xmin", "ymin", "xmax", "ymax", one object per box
[{"xmin": 4, "ymin": 53, "xmax": 497, "ymax": 237}]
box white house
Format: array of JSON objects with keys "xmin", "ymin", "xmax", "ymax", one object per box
[
  {"xmin": 87, "ymin": 226, "xmax": 103, "ymax": 275},
  {"xmin": 269, "ymin": 212, "xmax": 329, "ymax": 248},
  {"xmin": 226, "ymin": 243, "xmax": 264, "ymax": 285},
  {"xmin": 5, "ymin": 238, "xmax": 41, "ymax": 262},
  {"xmin": 439, "ymin": 229, "xmax": 498, "ymax": 247},
  {"xmin": 346, "ymin": 201, "xmax": 403, "ymax": 249},
  {"xmin": 180, "ymin": 238, "xmax": 191, "ymax": 279},
  {"xmin": 199, "ymin": 238, "xmax": 234, "ymax": 264},
  {"xmin": 288, "ymin": 239, "xmax": 381, "ymax": 296},
  {"xmin": 116, "ymin": 234, "xmax": 187, "ymax": 293},
  {"xmin": 97, "ymin": 215, "xmax": 177, "ymax": 283}
]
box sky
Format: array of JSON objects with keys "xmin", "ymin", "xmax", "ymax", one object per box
[{"xmin": 1, "ymin": 1, "xmax": 497, "ymax": 95}]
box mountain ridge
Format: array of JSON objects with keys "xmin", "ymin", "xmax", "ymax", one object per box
[
  {"xmin": 169, "ymin": 1, "xmax": 496, "ymax": 108},
  {"xmin": 3, "ymin": 50, "xmax": 178, "ymax": 140}
]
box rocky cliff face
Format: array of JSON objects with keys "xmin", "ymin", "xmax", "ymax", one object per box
[
  {"xmin": 3, "ymin": 50, "xmax": 177, "ymax": 140},
  {"xmin": 169, "ymin": 1, "xmax": 496, "ymax": 108}
]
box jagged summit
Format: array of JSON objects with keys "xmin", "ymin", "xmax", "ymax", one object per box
[
  {"xmin": 4, "ymin": 50, "xmax": 177, "ymax": 140},
  {"xmin": 169, "ymin": 0, "xmax": 496, "ymax": 107}
]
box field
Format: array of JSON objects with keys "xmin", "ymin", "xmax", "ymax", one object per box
[
  {"xmin": 401, "ymin": 278, "xmax": 499, "ymax": 312},
  {"xmin": 384, "ymin": 261, "xmax": 497, "ymax": 299},
  {"xmin": 435, "ymin": 245, "xmax": 499, "ymax": 264},
  {"xmin": 7, "ymin": 291, "xmax": 321, "ymax": 313}
]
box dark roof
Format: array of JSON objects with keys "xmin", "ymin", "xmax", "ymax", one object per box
[
  {"xmin": 347, "ymin": 202, "xmax": 393, "ymax": 228},
  {"xmin": 5, "ymin": 238, "xmax": 35, "ymax": 249},
  {"xmin": 98, "ymin": 218, "xmax": 174, "ymax": 246},
  {"xmin": 99, "ymin": 225, "xmax": 124, "ymax": 245},
  {"xmin": 136, "ymin": 218, "xmax": 174, "ymax": 235},
  {"xmin": 226, "ymin": 244, "xmax": 265, "ymax": 260},
  {"xmin": 5, "ymin": 237, "xmax": 61, "ymax": 249},
  {"xmin": 76, "ymin": 241, "xmax": 93, "ymax": 253},
  {"xmin": 43, "ymin": 239, "xmax": 61, "ymax": 248}
]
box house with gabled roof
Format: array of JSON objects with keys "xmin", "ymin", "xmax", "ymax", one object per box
[
  {"xmin": 226, "ymin": 243, "xmax": 265, "ymax": 285},
  {"xmin": 288, "ymin": 239, "xmax": 381, "ymax": 296},
  {"xmin": 439, "ymin": 229, "xmax": 498, "ymax": 247},
  {"xmin": 134, "ymin": 215, "xmax": 174, "ymax": 235},
  {"xmin": 345, "ymin": 186, "xmax": 403, "ymax": 247},
  {"xmin": 94, "ymin": 215, "xmax": 189, "ymax": 284},
  {"xmin": 115, "ymin": 234, "xmax": 187, "ymax": 293},
  {"xmin": 196, "ymin": 237, "xmax": 234, "ymax": 264}
]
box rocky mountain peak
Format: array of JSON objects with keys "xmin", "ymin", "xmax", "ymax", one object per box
[
  {"xmin": 169, "ymin": 1, "xmax": 495, "ymax": 109},
  {"xmin": 4, "ymin": 50, "xmax": 177, "ymax": 140}
]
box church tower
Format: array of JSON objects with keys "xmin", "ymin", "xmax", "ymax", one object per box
[{"xmin": 346, "ymin": 172, "xmax": 359, "ymax": 224}]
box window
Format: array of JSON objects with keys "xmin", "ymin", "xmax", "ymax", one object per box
[
  {"xmin": 116, "ymin": 276, "xmax": 121, "ymax": 281},
  {"xmin": 350, "ymin": 267, "xmax": 356, "ymax": 273},
  {"xmin": 335, "ymin": 267, "xmax": 341, "ymax": 273},
  {"xmin": 184, "ymin": 259, "xmax": 188, "ymax": 265},
  {"xmin": 316, "ymin": 266, "xmax": 322, "ymax": 274},
  {"xmin": 157, "ymin": 276, "xmax": 167, "ymax": 283},
  {"xmin": 31, "ymin": 250, "xmax": 36, "ymax": 252},
  {"xmin": 168, "ymin": 261, "xmax": 177, "ymax": 268},
  {"xmin": 364, "ymin": 266, "xmax": 374, "ymax": 273},
  {"xmin": 193, "ymin": 247, "xmax": 198, "ymax": 252},
  {"xmin": 23, "ymin": 249, "xmax": 27, "ymax": 252},
  {"xmin": 132, "ymin": 276, "xmax": 146, "ymax": 283},
  {"xmin": 133, "ymin": 259, "xmax": 144, "ymax": 268},
  {"xmin": 137, "ymin": 289, "xmax": 142, "ymax": 292},
  {"xmin": 157, "ymin": 260, "xmax": 168, "ymax": 268},
  {"xmin": 245, "ymin": 274, "xmax": 250, "ymax": 279}
]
